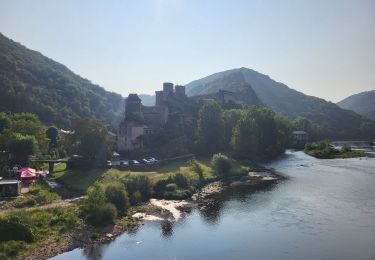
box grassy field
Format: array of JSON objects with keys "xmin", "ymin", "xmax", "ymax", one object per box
[{"xmin": 52, "ymin": 159, "xmax": 216, "ymax": 194}]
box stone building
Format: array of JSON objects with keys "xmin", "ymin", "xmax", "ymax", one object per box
[{"xmin": 117, "ymin": 82, "xmax": 186, "ymax": 151}]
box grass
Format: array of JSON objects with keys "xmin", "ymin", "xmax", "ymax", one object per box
[
  {"xmin": 52, "ymin": 159, "xmax": 216, "ymax": 197},
  {"xmin": 0, "ymin": 205, "xmax": 81, "ymax": 259},
  {"xmin": 53, "ymin": 164, "xmax": 106, "ymax": 193}
]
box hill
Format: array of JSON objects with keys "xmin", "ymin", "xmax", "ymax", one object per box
[
  {"xmin": 186, "ymin": 67, "xmax": 374, "ymax": 138},
  {"xmin": 139, "ymin": 94, "xmax": 155, "ymax": 106},
  {"xmin": 0, "ymin": 33, "xmax": 124, "ymax": 128},
  {"xmin": 337, "ymin": 90, "xmax": 375, "ymax": 121}
]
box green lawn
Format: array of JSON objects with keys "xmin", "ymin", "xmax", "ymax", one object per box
[
  {"xmin": 52, "ymin": 160, "xmax": 215, "ymax": 194},
  {"xmin": 53, "ymin": 164, "xmax": 106, "ymax": 193}
]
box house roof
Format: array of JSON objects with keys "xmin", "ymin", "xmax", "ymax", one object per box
[{"xmin": 0, "ymin": 180, "xmax": 20, "ymax": 185}]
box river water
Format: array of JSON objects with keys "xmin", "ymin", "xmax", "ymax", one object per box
[{"xmin": 52, "ymin": 150, "xmax": 375, "ymax": 260}]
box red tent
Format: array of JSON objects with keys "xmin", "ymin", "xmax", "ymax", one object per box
[
  {"xmin": 17, "ymin": 167, "xmax": 36, "ymax": 174},
  {"xmin": 20, "ymin": 168, "xmax": 37, "ymax": 180}
]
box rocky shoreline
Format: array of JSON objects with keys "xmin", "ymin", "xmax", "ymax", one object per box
[{"xmin": 20, "ymin": 169, "xmax": 283, "ymax": 260}]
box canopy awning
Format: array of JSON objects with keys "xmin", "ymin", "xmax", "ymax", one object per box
[{"xmin": 20, "ymin": 168, "xmax": 37, "ymax": 179}]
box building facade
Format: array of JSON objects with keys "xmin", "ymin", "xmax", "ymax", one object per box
[{"xmin": 117, "ymin": 82, "xmax": 186, "ymax": 151}]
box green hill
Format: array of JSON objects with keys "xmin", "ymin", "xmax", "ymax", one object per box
[
  {"xmin": 0, "ymin": 33, "xmax": 124, "ymax": 128},
  {"xmin": 337, "ymin": 90, "xmax": 375, "ymax": 121},
  {"xmin": 186, "ymin": 67, "xmax": 374, "ymax": 138}
]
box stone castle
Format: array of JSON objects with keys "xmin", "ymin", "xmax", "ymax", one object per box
[{"xmin": 117, "ymin": 82, "xmax": 187, "ymax": 151}]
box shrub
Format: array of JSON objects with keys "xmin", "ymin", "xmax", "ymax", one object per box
[
  {"xmin": 163, "ymin": 189, "xmax": 192, "ymax": 200},
  {"xmin": 13, "ymin": 197, "xmax": 37, "ymax": 208},
  {"xmin": 189, "ymin": 158, "xmax": 204, "ymax": 180},
  {"xmin": 153, "ymin": 179, "xmax": 169, "ymax": 197},
  {"xmin": 123, "ymin": 176, "xmax": 152, "ymax": 202},
  {"xmin": 212, "ymin": 153, "xmax": 233, "ymax": 178},
  {"xmin": 172, "ymin": 173, "xmax": 189, "ymax": 188},
  {"xmin": 0, "ymin": 240, "xmax": 26, "ymax": 258},
  {"xmin": 105, "ymin": 183, "xmax": 130, "ymax": 216},
  {"xmin": 0, "ymin": 216, "xmax": 34, "ymax": 243},
  {"xmin": 341, "ymin": 146, "xmax": 352, "ymax": 153},
  {"xmin": 165, "ymin": 183, "xmax": 177, "ymax": 192},
  {"xmin": 81, "ymin": 182, "xmax": 117, "ymax": 226},
  {"xmin": 130, "ymin": 191, "xmax": 142, "ymax": 205}
]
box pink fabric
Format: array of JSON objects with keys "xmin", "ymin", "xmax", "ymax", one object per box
[
  {"xmin": 18, "ymin": 167, "xmax": 36, "ymax": 173},
  {"xmin": 36, "ymin": 170, "xmax": 49, "ymax": 175},
  {"xmin": 20, "ymin": 169, "xmax": 36, "ymax": 179}
]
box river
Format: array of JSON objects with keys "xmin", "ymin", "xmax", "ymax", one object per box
[{"xmin": 52, "ymin": 150, "xmax": 375, "ymax": 260}]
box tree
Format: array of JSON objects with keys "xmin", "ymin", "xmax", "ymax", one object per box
[
  {"xmin": 0, "ymin": 113, "xmax": 11, "ymax": 133},
  {"xmin": 232, "ymin": 111, "xmax": 260, "ymax": 159},
  {"xmin": 274, "ymin": 115, "xmax": 292, "ymax": 154},
  {"xmin": 211, "ymin": 153, "xmax": 232, "ymax": 178},
  {"xmin": 105, "ymin": 183, "xmax": 130, "ymax": 216},
  {"xmin": 223, "ymin": 109, "xmax": 243, "ymax": 149},
  {"xmin": 81, "ymin": 182, "xmax": 117, "ymax": 226},
  {"xmin": 8, "ymin": 134, "xmax": 37, "ymax": 165},
  {"xmin": 46, "ymin": 126, "xmax": 58, "ymax": 147},
  {"xmin": 195, "ymin": 101, "xmax": 225, "ymax": 154},
  {"xmin": 71, "ymin": 118, "xmax": 114, "ymax": 167}
]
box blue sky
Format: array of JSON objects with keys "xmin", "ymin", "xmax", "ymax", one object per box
[{"xmin": 0, "ymin": 0, "xmax": 374, "ymax": 101}]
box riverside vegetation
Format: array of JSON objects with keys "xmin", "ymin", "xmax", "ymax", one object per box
[{"xmin": 304, "ymin": 140, "xmax": 364, "ymax": 159}]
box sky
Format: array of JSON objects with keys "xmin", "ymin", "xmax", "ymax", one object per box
[{"xmin": 0, "ymin": 0, "xmax": 374, "ymax": 102}]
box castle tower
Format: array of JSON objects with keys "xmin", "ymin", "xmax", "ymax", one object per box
[
  {"xmin": 163, "ymin": 82, "xmax": 174, "ymax": 100},
  {"xmin": 125, "ymin": 94, "xmax": 142, "ymax": 118},
  {"xmin": 155, "ymin": 90, "xmax": 164, "ymax": 106},
  {"xmin": 175, "ymin": 85, "xmax": 186, "ymax": 99}
]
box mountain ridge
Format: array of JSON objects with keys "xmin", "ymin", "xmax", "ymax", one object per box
[
  {"xmin": 0, "ymin": 33, "xmax": 124, "ymax": 128},
  {"xmin": 337, "ymin": 90, "xmax": 375, "ymax": 121},
  {"xmin": 186, "ymin": 67, "xmax": 373, "ymax": 138}
]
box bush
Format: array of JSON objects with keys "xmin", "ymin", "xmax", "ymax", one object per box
[
  {"xmin": 189, "ymin": 158, "xmax": 204, "ymax": 180},
  {"xmin": 341, "ymin": 146, "xmax": 352, "ymax": 153},
  {"xmin": 212, "ymin": 153, "xmax": 233, "ymax": 178},
  {"xmin": 123, "ymin": 176, "xmax": 152, "ymax": 202},
  {"xmin": 0, "ymin": 240, "xmax": 26, "ymax": 258},
  {"xmin": 105, "ymin": 183, "xmax": 130, "ymax": 216},
  {"xmin": 130, "ymin": 191, "xmax": 142, "ymax": 205},
  {"xmin": 172, "ymin": 173, "xmax": 189, "ymax": 188},
  {"xmin": 153, "ymin": 179, "xmax": 169, "ymax": 197},
  {"xmin": 13, "ymin": 197, "xmax": 37, "ymax": 208},
  {"xmin": 81, "ymin": 182, "xmax": 117, "ymax": 226},
  {"xmin": 0, "ymin": 216, "xmax": 34, "ymax": 243},
  {"xmin": 163, "ymin": 189, "xmax": 192, "ymax": 200},
  {"xmin": 165, "ymin": 183, "xmax": 177, "ymax": 192}
]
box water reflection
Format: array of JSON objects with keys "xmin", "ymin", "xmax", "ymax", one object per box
[
  {"xmin": 83, "ymin": 244, "xmax": 107, "ymax": 260},
  {"xmin": 161, "ymin": 220, "xmax": 173, "ymax": 238}
]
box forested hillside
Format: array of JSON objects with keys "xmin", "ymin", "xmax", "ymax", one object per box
[
  {"xmin": 0, "ymin": 33, "xmax": 124, "ymax": 128},
  {"xmin": 337, "ymin": 90, "xmax": 375, "ymax": 121},
  {"xmin": 186, "ymin": 68, "xmax": 374, "ymax": 138}
]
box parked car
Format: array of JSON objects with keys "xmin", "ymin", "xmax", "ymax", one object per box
[
  {"xmin": 129, "ymin": 160, "xmax": 140, "ymax": 165},
  {"xmin": 106, "ymin": 160, "xmax": 112, "ymax": 168},
  {"xmin": 142, "ymin": 158, "xmax": 153, "ymax": 164},
  {"xmin": 119, "ymin": 161, "xmax": 129, "ymax": 166},
  {"xmin": 145, "ymin": 157, "xmax": 158, "ymax": 163}
]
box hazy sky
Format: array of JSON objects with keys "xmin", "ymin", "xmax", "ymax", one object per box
[{"xmin": 0, "ymin": 0, "xmax": 374, "ymax": 102}]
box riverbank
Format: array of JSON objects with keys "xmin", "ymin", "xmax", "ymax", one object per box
[
  {"xmin": 3, "ymin": 157, "xmax": 281, "ymax": 260},
  {"xmin": 13, "ymin": 210, "xmax": 140, "ymax": 260},
  {"xmin": 131, "ymin": 169, "xmax": 283, "ymax": 223}
]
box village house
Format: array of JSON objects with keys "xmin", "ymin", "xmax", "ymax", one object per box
[
  {"xmin": 0, "ymin": 180, "xmax": 21, "ymax": 197},
  {"xmin": 292, "ymin": 130, "xmax": 309, "ymax": 142}
]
